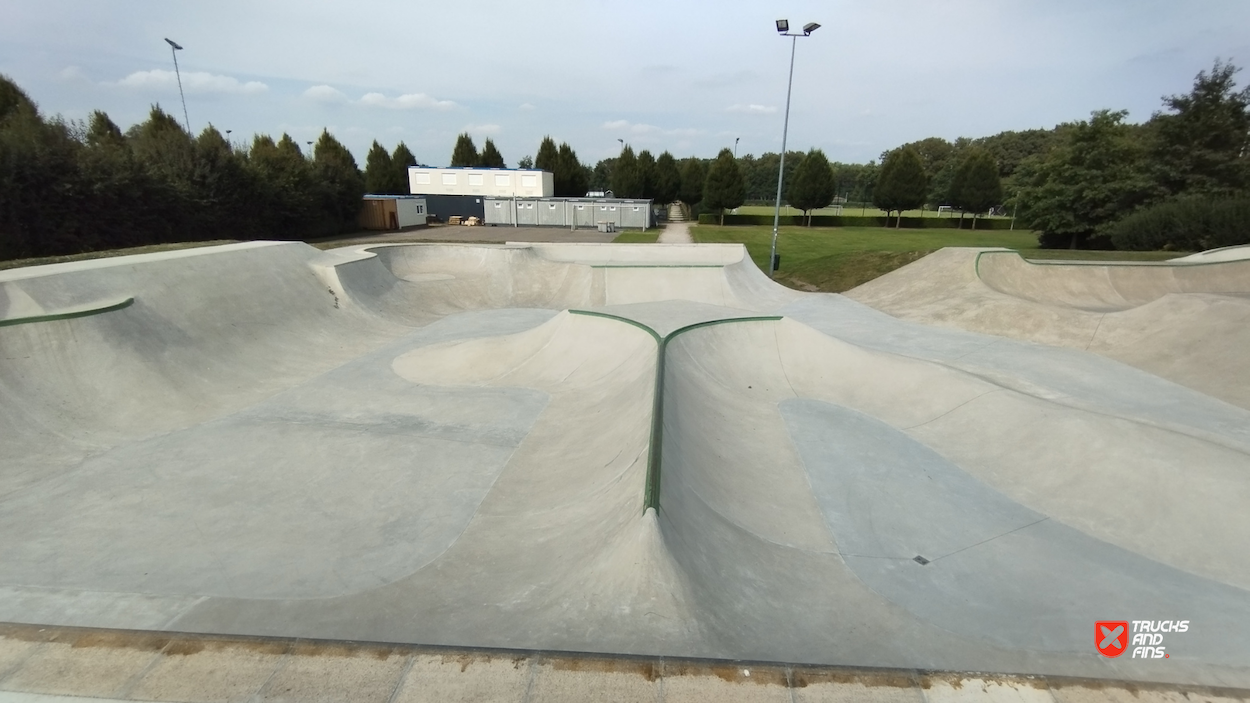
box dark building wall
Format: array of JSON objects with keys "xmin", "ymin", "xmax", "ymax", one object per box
[{"xmin": 422, "ymin": 195, "xmax": 486, "ymax": 222}]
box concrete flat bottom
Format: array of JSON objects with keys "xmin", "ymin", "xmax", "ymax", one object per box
[{"xmin": 1, "ymin": 242, "xmax": 1247, "ymax": 692}]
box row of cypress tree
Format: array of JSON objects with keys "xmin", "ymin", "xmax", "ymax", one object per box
[{"xmin": 0, "ymin": 76, "xmax": 371, "ymax": 261}]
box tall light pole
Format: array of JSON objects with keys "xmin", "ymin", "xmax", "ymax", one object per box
[
  {"xmin": 768, "ymin": 20, "xmax": 820, "ymax": 278},
  {"xmin": 164, "ymin": 38, "xmax": 190, "ymax": 134},
  {"xmin": 734, "ymin": 137, "xmax": 740, "ymax": 158}
]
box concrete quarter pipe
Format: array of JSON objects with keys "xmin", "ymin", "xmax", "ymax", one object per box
[{"xmin": 0, "ymin": 242, "xmax": 1247, "ymax": 689}]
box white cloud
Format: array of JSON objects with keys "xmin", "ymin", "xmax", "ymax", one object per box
[
  {"xmin": 359, "ymin": 92, "xmax": 456, "ymax": 110},
  {"xmin": 602, "ymin": 120, "xmax": 704, "ymax": 138},
  {"xmin": 464, "ymin": 123, "xmax": 501, "ymax": 135},
  {"xmin": 519, "ymin": 103, "xmax": 536, "ymax": 111},
  {"xmin": 303, "ymin": 85, "xmax": 348, "ymax": 103},
  {"xmin": 115, "ymin": 69, "xmax": 267, "ymax": 95},
  {"xmin": 602, "ymin": 120, "xmax": 659, "ymax": 134},
  {"xmin": 726, "ymin": 104, "xmax": 778, "ymax": 115}
]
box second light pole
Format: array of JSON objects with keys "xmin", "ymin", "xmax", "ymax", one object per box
[{"xmin": 768, "ymin": 19, "xmax": 819, "ymax": 278}]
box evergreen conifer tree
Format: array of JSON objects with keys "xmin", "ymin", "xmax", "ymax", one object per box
[
  {"xmin": 391, "ymin": 142, "xmax": 417, "ymax": 194},
  {"xmin": 678, "ymin": 158, "xmax": 706, "ymax": 206},
  {"xmin": 364, "ymin": 141, "xmax": 395, "ymax": 194},
  {"xmin": 478, "ymin": 138, "xmax": 505, "ymax": 168},
  {"xmin": 787, "ymin": 149, "xmax": 836, "ymax": 225},
  {"xmin": 873, "ymin": 147, "xmax": 927, "ymax": 228},
  {"xmin": 703, "ymin": 148, "xmax": 746, "ymax": 225},
  {"xmin": 450, "ymin": 133, "xmax": 478, "ymax": 167},
  {"xmin": 653, "ymin": 152, "xmax": 681, "ymax": 205},
  {"xmin": 949, "ymin": 148, "xmax": 1003, "ymax": 229}
]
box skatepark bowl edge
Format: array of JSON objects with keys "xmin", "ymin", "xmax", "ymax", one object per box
[{"xmin": 1, "ymin": 240, "xmax": 1248, "ymax": 701}]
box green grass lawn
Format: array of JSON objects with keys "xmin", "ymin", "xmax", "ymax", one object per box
[
  {"xmin": 733, "ymin": 205, "xmax": 1009, "ymax": 220},
  {"xmin": 612, "ymin": 230, "xmax": 661, "ymax": 243},
  {"xmin": 0, "ymin": 240, "xmax": 241, "ymax": 272},
  {"xmin": 692, "ymin": 225, "xmax": 1185, "ymax": 292}
]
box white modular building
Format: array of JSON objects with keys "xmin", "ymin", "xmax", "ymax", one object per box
[{"xmin": 408, "ymin": 167, "xmax": 554, "ymax": 198}]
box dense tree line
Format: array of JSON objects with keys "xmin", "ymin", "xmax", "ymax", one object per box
[{"xmin": 0, "ymin": 75, "xmax": 370, "ymax": 261}]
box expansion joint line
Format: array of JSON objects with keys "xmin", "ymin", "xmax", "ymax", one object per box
[{"xmin": 569, "ymin": 310, "xmax": 782, "ymax": 514}]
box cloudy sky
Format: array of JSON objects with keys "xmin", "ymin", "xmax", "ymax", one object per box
[{"xmin": 3, "ymin": 0, "xmax": 1248, "ymax": 167}]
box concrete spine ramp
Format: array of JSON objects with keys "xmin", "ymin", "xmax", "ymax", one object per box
[
  {"xmin": 1, "ymin": 241, "xmax": 1248, "ymax": 689},
  {"xmin": 846, "ymin": 248, "xmax": 1250, "ymax": 408}
]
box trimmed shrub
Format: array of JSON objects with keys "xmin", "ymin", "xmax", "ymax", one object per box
[
  {"xmin": 1109, "ymin": 197, "xmax": 1250, "ymax": 251},
  {"xmin": 696, "ymin": 213, "xmax": 1016, "ymax": 229}
]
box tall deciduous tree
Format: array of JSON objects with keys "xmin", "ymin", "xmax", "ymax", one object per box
[
  {"xmin": 703, "ymin": 148, "xmax": 745, "ymax": 225},
  {"xmin": 678, "ymin": 157, "xmax": 706, "ymax": 205},
  {"xmin": 948, "ymin": 148, "xmax": 1004, "ymax": 229},
  {"xmin": 478, "ymin": 138, "xmax": 505, "ymax": 168},
  {"xmin": 1019, "ymin": 110, "xmax": 1154, "ymax": 249},
  {"xmin": 449, "ymin": 133, "xmax": 477, "ymax": 167},
  {"xmin": 391, "ymin": 142, "xmax": 416, "ymax": 194},
  {"xmin": 873, "ymin": 147, "xmax": 927, "ymax": 227},
  {"xmin": 1150, "ymin": 59, "xmax": 1250, "ymax": 197},
  {"xmin": 787, "ymin": 149, "xmax": 836, "ymax": 225},
  {"xmin": 653, "ymin": 152, "xmax": 681, "ymax": 205},
  {"xmin": 516, "ymin": 155, "xmax": 534, "ymax": 170}
]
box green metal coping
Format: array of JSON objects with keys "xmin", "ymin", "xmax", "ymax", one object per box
[
  {"xmin": 0, "ymin": 297, "xmax": 134, "ymax": 328},
  {"xmin": 972, "ymin": 249, "xmax": 1245, "ymax": 279},
  {"xmin": 569, "ymin": 310, "xmax": 783, "ymax": 514}
]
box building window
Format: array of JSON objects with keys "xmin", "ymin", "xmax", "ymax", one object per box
[
  {"xmin": 549, "ymin": 203, "xmax": 557, "ymax": 209},
  {"xmin": 468, "ymin": 174, "xmax": 484, "ymax": 186},
  {"xmin": 415, "ymin": 173, "xmax": 431, "ymax": 185},
  {"xmin": 442, "ymin": 174, "xmax": 457, "ymax": 185},
  {"xmin": 521, "ymin": 175, "xmax": 537, "ymax": 187}
]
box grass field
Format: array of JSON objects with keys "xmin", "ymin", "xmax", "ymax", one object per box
[
  {"xmin": 0, "ymin": 241, "xmax": 241, "ymax": 272},
  {"xmin": 691, "ymin": 225, "xmax": 1185, "ymax": 292},
  {"xmin": 612, "ymin": 231, "xmax": 661, "ymax": 243},
  {"xmin": 733, "ymin": 205, "xmax": 1010, "ymax": 220}
]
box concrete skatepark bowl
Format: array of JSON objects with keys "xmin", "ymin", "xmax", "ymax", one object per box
[{"xmin": 1, "ymin": 241, "xmax": 1248, "ymax": 691}]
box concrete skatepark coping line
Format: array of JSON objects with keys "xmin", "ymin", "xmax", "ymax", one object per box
[
  {"xmin": 568, "ymin": 310, "xmax": 782, "ymax": 513},
  {"xmin": 0, "ymin": 296, "xmax": 133, "ymax": 328}
]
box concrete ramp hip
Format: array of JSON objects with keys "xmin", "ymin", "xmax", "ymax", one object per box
[
  {"xmin": 0, "ymin": 241, "xmax": 1247, "ymax": 689},
  {"xmin": 847, "ymin": 247, "xmax": 1250, "ymax": 409}
]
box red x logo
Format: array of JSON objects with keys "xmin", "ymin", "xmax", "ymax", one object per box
[{"xmin": 1096, "ymin": 621, "xmax": 1129, "ymax": 657}]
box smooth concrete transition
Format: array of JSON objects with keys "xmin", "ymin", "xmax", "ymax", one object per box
[{"xmin": 1, "ymin": 242, "xmax": 1247, "ymax": 694}]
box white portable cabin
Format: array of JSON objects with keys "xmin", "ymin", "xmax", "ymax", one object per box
[
  {"xmin": 408, "ymin": 167, "xmax": 554, "ymax": 198},
  {"xmin": 485, "ymin": 197, "xmax": 654, "ymax": 229}
]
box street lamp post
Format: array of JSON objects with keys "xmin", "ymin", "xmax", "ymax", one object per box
[
  {"xmin": 768, "ymin": 20, "xmax": 820, "ymax": 278},
  {"xmin": 164, "ymin": 38, "xmax": 191, "ymax": 134},
  {"xmin": 734, "ymin": 137, "xmax": 740, "ymax": 158}
]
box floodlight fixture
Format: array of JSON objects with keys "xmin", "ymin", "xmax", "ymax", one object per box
[
  {"xmin": 775, "ymin": 19, "xmax": 789, "ymax": 33},
  {"xmin": 164, "ymin": 38, "xmax": 190, "ymax": 134},
  {"xmin": 803, "ymin": 22, "xmax": 821, "ymax": 34}
]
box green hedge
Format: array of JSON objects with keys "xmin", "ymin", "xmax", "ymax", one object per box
[
  {"xmin": 696, "ymin": 213, "xmax": 1016, "ymax": 229},
  {"xmin": 1108, "ymin": 197, "xmax": 1250, "ymax": 251}
]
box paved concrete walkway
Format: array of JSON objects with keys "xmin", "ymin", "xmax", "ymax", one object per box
[
  {"xmin": 657, "ymin": 221, "xmax": 694, "ymax": 243},
  {"xmin": 0, "ymin": 625, "xmax": 1243, "ymax": 703}
]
